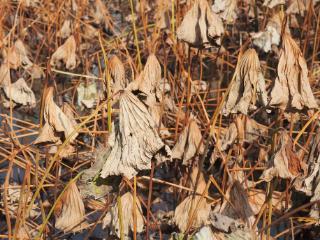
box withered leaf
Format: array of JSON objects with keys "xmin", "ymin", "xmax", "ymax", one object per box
[
  {"xmin": 102, "ymin": 192, "xmax": 144, "ymax": 238},
  {"xmin": 223, "ymin": 48, "xmax": 268, "ymax": 116},
  {"xmin": 35, "ymin": 87, "xmax": 78, "ymax": 144},
  {"xmin": 108, "ymin": 55, "xmax": 128, "ymax": 93},
  {"xmin": 100, "ymin": 90, "xmax": 171, "ymax": 179},
  {"xmin": 177, "ymin": 0, "xmax": 224, "ymax": 47},
  {"xmin": 172, "ymin": 118, "xmax": 204, "ymax": 165},
  {"xmin": 50, "ymin": 35, "xmax": 77, "ymax": 70},
  {"xmin": 212, "ymin": 0, "xmax": 238, "ymax": 24},
  {"xmin": 270, "ymin": 33, "xmax": 318, "ymax": 110},
  {"xmin": 174, "ymin": 167, "xmax": 210, "ymax": 232},
  {"xmin": 55, "ymin": 181, "xmax": 87, "ymax": 232},
  {"xmin": 261, "ymin": 130, "xmax": 302, "ymax": 182},
  {"xmin": 2, "ymin": 78, "xmax": 36, "ymax": 108}
]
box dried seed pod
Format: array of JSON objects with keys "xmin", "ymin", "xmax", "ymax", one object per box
[
  {"xmin": 172, "ymin": 118, "xmax": 204, "ymax": 165},
  {"xmin": 100, "ymin": 90, "xmax": 171, "ymax": 179},
  {"xmin": 174, "ymin": 167, "xmax": 210, "ymax": 232},
  {"xmin": 50, "ymin": 35, "xmax": 77, "ymax": 70},
  {"xmin": 222, "ymin": 48, "xmax": 268, "ymax": 116},
  {"xmin": 102, "ymin": 192, "xmax": 144, "ymax": 238},
  {"xmin": 108, "ymin": 55, "xmax": 128, "ymax": 93},
  {"xmin": 2, "ymin": 78, "xmax": 36, "ymax": 108},
  {"xmin": 269, "ymin": 33, "xmax": 318, "ymax": 110},
  {"xmin": 260, "ymin": 130, "xmax": 302, "ymax": 182},
  {"xmin": 177, "ymin": 0, "xmax": 224, "ymax": 47},
  {"xmin": 55, "ymin": 182, "xmax": 87, "ymax": 232},
  {"xmin": 212, "ymin": 0, "xmax": 238, "ymax": 24},
  {"xmin": 35, "ymin": 87, "xmax": 78, "ymax": 144}
]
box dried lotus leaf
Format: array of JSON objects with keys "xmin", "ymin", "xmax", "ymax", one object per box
[
  {"xmin": 177, "ymin": 0, "xmax": 224, "ymax": 47},
  {"xmin": 261, "ymin": 130, "xmax": 302, "ymax": 182},
  {"xmin": 174, "ymin": 167, "xmax": 210, "ymax": 232},
  {"xmin": 223, "ymin": 48, "xmax": 268, "ymax": 116},
  {"xmin": 14, "ymin": 39, "xmax": 33, "ymax": 69},
  {"xmin": 92, "ymin": 0, "xmax": 112, "ymax": 30},
  {"xmin": 220, "ymin": 181, "xmax": 256, "ymax": 226},
  {"xmin": 35, "ymin": 87, "xmax": 78, "ymax": 144},
  {"xmin": 102, "ymin": 192, "xmax": 144, "ymax": 238},
  {"xmin": 270, "ymin": 33, "xmax": 318, "ymax": 110},
  {"xmin": 50, "ymin": 35, "xmax": 77, "ymax": 70},
  {"xmin": 252, "ymin": 11, "xmax": 288, "ymax": 52},
  {"xmin": 155, "ymin": 0, "xmax": 171, "ymax": 29},
  {"xmin": 100, "ymin": 91, "xmax": 171, "ymax": 179},
  {"xmin": 0, "ymin": 63, "xmax": 11, "ymax": 87},
  {"xmin": 220, "ymin": 116, "xmax": 267, "ymax": 151},
  {"xmin": 108, "ymin": 55, "xmax": 128, "ymax": 93},
  {"xmin": 172, "ymin": 119, "xmax": 204, "ymax": 165},
  {"xmin": 263, "ymin": 0, "xmax": 285, "ymax": 8},
  {"xmin": 57, "ymin": 19, "xmax": 72, "ymax": 38},
  {"xmin": 212, "ymin": 0, "xmax": 238, "ymax": 24},
  {"xmin": 2, "ymin": 78, "xmax": 36, "ymax": 108},
  {"xmin": 55, "ymin": 181, "xmax": 87, "ymax": 232}
]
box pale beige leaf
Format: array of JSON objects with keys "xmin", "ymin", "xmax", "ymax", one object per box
[
  {"xmin": 55, "ymin": 182, "xmax": 88, "ymax": 232},
  {"xmin": 263, "ymin": 0, "xmax": 285, "ymax": 8},
  {"xmin": 270, "ymin": 33, "xmax": 318, "ymax": 110},
  {"xmin": 220, "ymin": 116, "xmax": 267, "ymax": 151},
  {"xmin": 261, "ymin": 130, "xmax": 302, "ymax": 182},
  {"xmin": 172, "ymin": 119, "xmax": 204, "ymax": 165},
  {"xmin": 57, "ymin": 19, "xmax": 72, "ymax": 38},
  {"xmin": 212, "ymin": 0, "xmax": 238, "ymax": 24},
  {"xmin": 50, "ymin": 35, "xmax": 77, "ymax": 70},
  {"xmin": 2, "ymin": 78, "xmax": 36, "ymax": 108},
  {"xmin": 35, "ymin": 87, "xmax": 78, "ymax": 144},
  {"xmin": 223, "ymin": 48, "xmax": 268, "ymax": 116},
  {"xmin": 102, "ymin": 192, "xmax": 144, "ymax": 238},
  {"xmin": 108, "ymin": 55, "xmax": 128, "ymax": 93},
  {"xmin": 100, "ymin": 90, "xmax": 171, "ymax": 179},
  {"xmin": 177, "ymin": 0, "xmax": 224, "ymax": 47},
  {"xmin": 0, "ymin": 63, "xmax": 11, "ymax": 87},
  {"xmin": 220, "ymin": 181, "xmax": 255, "ymax": 226},
  {"xmin": 174, "ymin": 167, "xmax": 210, "ymax": 232}
]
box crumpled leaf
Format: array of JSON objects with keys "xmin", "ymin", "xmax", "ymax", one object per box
[
  {"xmin": 128, "ymin": 54, "xmax": 169, "ymax": 134},
  {"xmin": 54, "ymin": 181, "xmax": 87, "ymax": 232},
  {"xmin": 219, "ymin": 180, "xmax": 256, "ymax": 226},
  {"xmin": 269, "ymin": 33, "xmax": 318, "ymax": 110},
  {"xmin": 212, "ymin": 0, "xmax": 238, "ymax": 24},
  {"xmin": 177, "ymin": 0, "xmax": 224, "ymax": 47},
  {"xmin": 108, "ymin": 55, "xmax": 128, "ymax": 93},
  {"xmin": 50, "ymin": 35, "xmax": 77, "ymax": 70},
  {"xmin": 252, "ymin": 11, "xmax": 288, "ymax": 53},
  {"xmin": 263, "ymin": 0, "xmax": 285, "ymax": 8},
  {"xmin": 92, "ymin": 0, "xmax": 112, "ymax": 30},
  {"xmin": 35, "ymin": 87, "xmax": 78, "ymax": 144},
  {"xmin": 2, "ymin": 78, "xmax": 36, "ymax": 108},
  {"xmin": 0, "ymin": 183, "xmax": 40, "ymax": 219},
  {"xmin": 57, "ymin": 19, "xmax": 72, "ymax": 38},
  {"xmin": 261, "ymin": 130, "xmax": 302, "ymax": 182},
  {"xmin": 155, "ymin": 0, "xmax": 171, "ymax": 29},
  {"xmin": 173, "ymin": 167, "xmax": 210, "ymax": 232},
  {"xmin": 222, "ymin": 48, "xmax": 268, "ymax": 116},
  {"xmin": 77, "ymin": 81, "xmax": 100, "ymax": 109},
  {"xmin": 102, "ymin": 192, "xmax": 144, "ymax": 239},
  {"xmin": 12, "ymin": 39, "xmax": 33, "ymax": 69},
  {"xmin": 219, "ymin": 116, "xmax": 267, "ymax": 151},
  {"xmin": 100, "ymin": 90, "xmax": 171, "ymax": 179},
  {"xmin": 172, "ymin": 118, "xmax": 204, "ymax": 165},
  {"xmin": 0, "ymin": 63, "xmax": 11, "ymax": 87}
]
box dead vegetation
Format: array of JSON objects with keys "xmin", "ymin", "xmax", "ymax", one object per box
[{"xmin": 1, "ymin": 0, "xmax": 320, "ymax": 239}]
